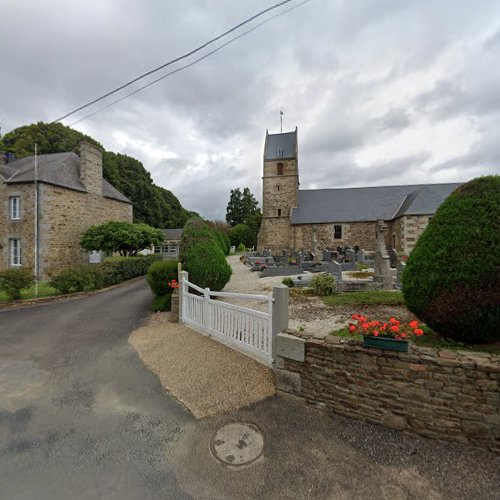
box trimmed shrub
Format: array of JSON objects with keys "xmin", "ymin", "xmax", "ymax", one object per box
[
  {"xmin": 152, "ymin": 292, "xmax": 173, "ymax": 312},
  {"xmin": 146, "ymin": 260, "xmax": 178, "ymax": 296},
  {"xmin": 213, "ymin": 229, "xmax": 230, "ymax": 255},
  {"xmin": 402, "ymin": 176, "xmax": 500, "ymax": 343},
  {"xmin": 0, "ymin": 268, "xmax": 34, "ymax": 300},
  {"xmin": 49, "ymin": 265, "xmax": 103, "ymax": 294},
  {"xmin": 180, "ymin": 219, "xmax": 232, "ymax": 291},
  {"xmin": 310, "ymin": 273, "xmax": 336, "ymax": 296},
  {"xmin": 237, "ymin": 243, "xmax": 246, "ymax": 253},
  {"xmin": 282, "ymin": 277, "xmax": 294, "ymax": 287},
  {"xmin": 49, "ymin": 255, "xmax": 161, "ymax": 294}
]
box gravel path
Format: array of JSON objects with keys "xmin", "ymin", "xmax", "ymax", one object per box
[
  {"xmin": 223, "ymin": 255, "xmax": 408, "ymax": 335},
  {"xmin": 129, "ymin": 312, "xmax": 275, "ymax": 419}
]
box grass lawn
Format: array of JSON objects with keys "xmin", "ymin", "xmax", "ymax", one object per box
[
  {"xmin": 0, "ymin": 282, "xmax": 59, "ymax": 302},
  {"xmin": 323, "ymin": 290, "xmax": 405, "ymax": 306},
  {"xmin": 330, "ymin": 327, "xmax": 500, "ymax": 354}
]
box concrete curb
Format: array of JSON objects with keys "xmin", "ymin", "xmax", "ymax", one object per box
[{"xmin": 0, "ymin": 276, "xmax": 146, "ymax": 312}]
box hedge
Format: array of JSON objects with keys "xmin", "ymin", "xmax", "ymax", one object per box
[
  {"xmin": 146, "ymin": 260, "xmax": 178, "ymax": 296},
  {"xmin": 49, "ymin": 254, "xmax": 162, "ymax": 294},
  {"xmin": 0, "ymin": 268, "xmax": 34, "ymax": 300}
]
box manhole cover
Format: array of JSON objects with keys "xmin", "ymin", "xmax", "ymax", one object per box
[{"xmin": 210, "ymin": 422, "xmax": 264, "ymax": 467}]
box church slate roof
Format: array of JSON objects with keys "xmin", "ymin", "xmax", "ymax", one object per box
[
  {"xmin": 0, "ymin": 151, "xmax": 131, "ymax": 204},
  {"xmin": 264, "ymin": 129, "xmax": 297, "ymax": 160},
  {"xmin": 290, "ymin": 183, "xmax": 460, "ymax": 224}
]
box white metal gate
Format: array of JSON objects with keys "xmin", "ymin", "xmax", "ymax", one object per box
[{"xmin": 180, "ymin": 276, "xmax": 274, "ymax": 365}]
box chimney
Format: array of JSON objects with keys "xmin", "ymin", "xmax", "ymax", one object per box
[{"xmin": 79, "ymin": 142, "xmax": 103, "ymax": 195}]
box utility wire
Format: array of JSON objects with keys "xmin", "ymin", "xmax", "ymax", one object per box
[
  {"xmin": 68, "ymin": 0, "xmax": 311, "ymax": 126},
  {"xmin": 53, "ymin": 0, "xmax": 300, "ymax": 123}
]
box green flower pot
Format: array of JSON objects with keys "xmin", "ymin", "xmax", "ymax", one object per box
[{"xmin": 363, "ymin": 335, "xmax": 409, "ymax": 352}]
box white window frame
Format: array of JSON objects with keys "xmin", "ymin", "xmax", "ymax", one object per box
[
  {"xmin": 9, "ymin": 238, "xmax": 21, "ymax": 266},
  {"xmin": 9, "ymin": 196, "xmax": 21, "ymax": 220}
]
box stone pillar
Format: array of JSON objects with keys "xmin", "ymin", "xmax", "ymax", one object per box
[{"xmin": 272, "ymin": 284, "xmax": 289, "ymax": 358}]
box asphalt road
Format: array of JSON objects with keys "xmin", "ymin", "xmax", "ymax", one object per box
[
  {"xmin": 1, "ymin": 279, "xmax": 499, "ymax": 500},
  {"xmin": 0, "ymin": 279, "xmax": 192, "ymax": 500}
]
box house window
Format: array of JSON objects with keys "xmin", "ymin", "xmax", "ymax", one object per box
[
  {"xmin": 277, "ymin": 185, "xmax": 280, "ymax": 192},
  {"xmin": 334, "ymin": 225, "xmax": 342, "ymax": 239},
  {"xmin": 9, "ymin": 238, "xmax": 21, "ymax": 266},
  {"xmin": 278, "ymin": 209, "xmax": 282, "ymax": 217},
  {"xmin": 154, "ymin": 246, "xmax": 161, "ymax": 253},
  {"xmin": 277, "ymin": 162, "xmax": 284, "ymax": 175},
  {"xmin": 9, "ymin": 196, "xmax": 20, "ymax": 220}
]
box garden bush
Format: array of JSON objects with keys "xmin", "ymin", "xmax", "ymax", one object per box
[
  {"xmin": 0, "ymin": 268, "xmax": 34, "ymax": 300},
  {"xmin": 237, "ymin": 242, "xmax": 246, "ymax": 253},
  {"xmin": 402, "ymin": 176, "xmax": 500, "ymax": 343},
  {"xmin": 179, "ymin": 219, "xmax": 232, "ymax": 291},
  {"xmin": 146, "ymin": 260, "xmax": 178, "ymax": 296},
  {"xmin": 310, "ymin": 273, "xmax": 336, "ymax": 296},
  {"xmin": 282, "ymin": 277, "xmax": 294, "ymax": 287},
  {"xmin": 152, "ymin": 293, "xmax": 173, "ymax": 312},
  {"xmin": 50, "ymin": 255, "xmax": 161, "ymax": 294},
  {"xmin": 213, "ymin": 229, "xmax": 230, "ymax": 255},
  {"xmin": 49, "ymin": 265, "xmax": 104, "ymax": 294}
]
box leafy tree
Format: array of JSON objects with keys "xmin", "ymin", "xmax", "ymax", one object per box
[
  {"xmin": 229, "ymin": 223, "xmax": 253, "ymax": 248},
  {"xmin": 0, "ymin": 122, "xmax": 197, "ymax": 228},
  {"xmin": 225, "ymin": 187, "xmax": 259, "ymax": 226},
  {"xmin": 80, "ymin": 221, "xmax": 164, "ymax": 257}
]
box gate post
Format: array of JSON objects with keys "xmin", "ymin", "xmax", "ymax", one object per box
[
  {"xmin": 272, "ymin": 284, "xmax": 289, "ymax": 359},
  {"xmin": 204, "ymin": 288, "xmax": 212, "ymax": 335},
  {"xmin": 179, "ymin": 270, "xmax": 188, "ymax": 323}
]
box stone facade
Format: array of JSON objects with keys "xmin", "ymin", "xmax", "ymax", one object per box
[
  {"xmin": 275, "ymin": 331, "xmax": 500, "ymax": 452},
  {"xmin": 0, "ymin": 143, "xmax": 132, "ymax": 279},
  {"xmin": 291, "ymin": 221, "xmax": 377, "ymax": 252},
  {"xmin": 258, "ymin": 156, "xmax": 299, "ymax": 250}
]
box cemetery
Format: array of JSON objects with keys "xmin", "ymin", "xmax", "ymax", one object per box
[{"xmin": 241, "ymin": 218, "xmax": 405, "ymax": 293}]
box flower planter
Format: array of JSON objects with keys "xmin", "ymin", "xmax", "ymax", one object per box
[{"xmin": 363, "ymin": 335, "xmax": 409, "ymax": 352}]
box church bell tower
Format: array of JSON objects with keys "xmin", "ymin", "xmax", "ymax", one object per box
[{"xmin": 257, "ymin": 127, "xmax": 299, "ymax": 252}]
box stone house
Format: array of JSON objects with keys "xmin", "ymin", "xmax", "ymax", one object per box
[
  {"xmin": 153, "ymin": 228, "xmax": 183, "ymax": 259},
  {"xmin": 257, "ymin": 128, "xmax": 461, "ymax": 254},
  {"xmin": 0, "ymin": 142, "xmax": 132, "ymax": 279}
]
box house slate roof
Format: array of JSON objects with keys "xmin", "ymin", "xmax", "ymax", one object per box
[
  {"xmin": 264, "ymin": 129, "xmax": 297, "ymax": 160},
  {"xmin": 0, "ymin": 152, "xmax": 131, "ymax": 204},
  {"xmin": 290, "ymin": 183, "xmax": 461, "ymax": 224},
  {"xmin": 162, "ymin": 228, "xmax": 183, "ymax": 241}
]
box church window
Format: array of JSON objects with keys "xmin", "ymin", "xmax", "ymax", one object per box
[
  {"xmin": 277, "ymin": 185, "xmax": 280, "ymax": 191},
  {"xmin": 277, "ymin": 162, "xmax": 284, "ymax": 175},
  {"xmin": 277, "ymin": 148, "xmax": 284, "ymax": 157},
  {"xmin": 278, "ymin": 209, "xmax": 282, "ymax": 217},
  {"xmin": 334, "ymin": 225, "xmax": 342, "ymax": 239}
]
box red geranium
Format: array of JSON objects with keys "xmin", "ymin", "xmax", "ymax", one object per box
[{"xmin": 347, "ymin": 315, "xmax": 424, "ymax": 340}]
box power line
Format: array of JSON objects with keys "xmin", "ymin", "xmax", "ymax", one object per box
[
  {"xmin": 53, "ymin": 0, "xmax": 300, "ymax": 123},
  {"xmin": 68, "ymin": 0, "xmax": 312, "ymax": 126}
]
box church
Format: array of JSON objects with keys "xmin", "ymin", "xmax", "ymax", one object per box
[{"xmin": 257, "ymin": 128, "xmax": 460, "ymax": 255}]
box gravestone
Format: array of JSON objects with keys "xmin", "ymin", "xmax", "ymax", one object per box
[
  {"xmin": 330, "ymin": 261, "xmax": 343, "ymax": 282},
  {"xmin": 373, "ymin": 220, "xmax": 393, "ymax": 290},
  {"xmin": 388, "ymin": 246, "xmax": 398, "ymax": 268},
  {"xmin": 395, "ymin": 261, "xmax": 406, "ymax": 290},
  {"xmin": 322, "ymin": 250, "xmax": 332, "ymax": 262}
]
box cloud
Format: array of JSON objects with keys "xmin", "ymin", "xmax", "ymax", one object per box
[{"xmin": 1, "ymin": 0, "xmax": 500, "ymax": 220}]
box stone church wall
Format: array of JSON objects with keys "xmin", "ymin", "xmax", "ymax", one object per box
[{"xmin": 292, "ymin": 221, "xmax": 377, "ymax": 251}]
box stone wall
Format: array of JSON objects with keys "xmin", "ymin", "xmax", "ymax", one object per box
[
  {"xmin": 275, "ymin": 331, "xmax": 500, "ymax": 452},
  {"xmin": 291, "ymin": 221, "xmax": 377, "ymax": 251},
  {"xmin": 0, "ymin": 183, "xmax": 36, "ymax": 271},
  {"xmin": 401, "ymin": 215, "xmax": 431, "ymax": 253},
  {"xmin": 39, "ymin": 184, "xmax": 132, "ymax": 277},
  {"xmin": 258, "ymin": 158, "xmax": 299, "ymax": 252}
]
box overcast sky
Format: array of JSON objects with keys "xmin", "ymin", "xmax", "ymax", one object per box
[{"xmin": 1, "ymin": 0, "xmax": 499, "ymax": 220}]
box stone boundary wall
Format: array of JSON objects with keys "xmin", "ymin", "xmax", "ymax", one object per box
[{"xmin": 275, "ymin": 331, "xmax": 500, "ymax": 452}]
